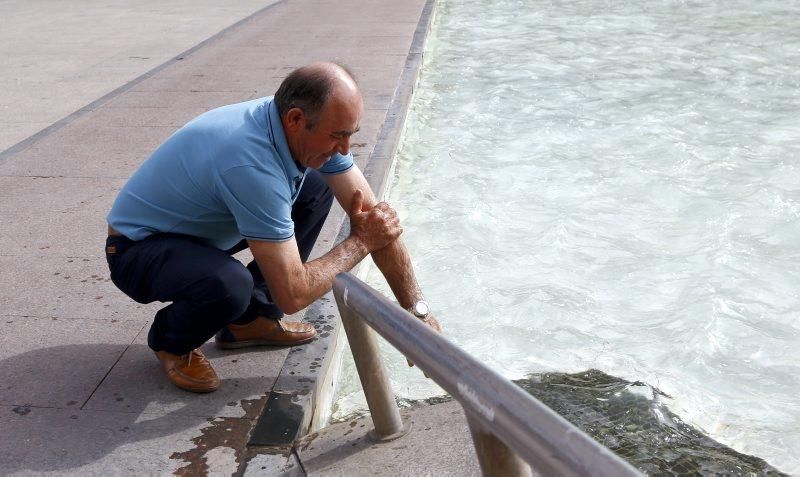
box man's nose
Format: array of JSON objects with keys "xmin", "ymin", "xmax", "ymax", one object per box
[{"xmin": 337, "ymin": 136, "xmax": 350, "ymax": 156}]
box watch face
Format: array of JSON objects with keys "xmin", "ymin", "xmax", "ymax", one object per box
[{"xmin": 413, "ymin": 301, "xmax": 429, "ymax": 317}]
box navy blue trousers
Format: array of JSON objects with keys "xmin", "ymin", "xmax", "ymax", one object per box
[{"xmin": 105, "ymin": 169, "xmax": 334, "ymax": 355}]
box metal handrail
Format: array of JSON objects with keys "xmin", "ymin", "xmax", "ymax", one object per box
[{"xmin": 332, "ymin": 272, "xmax": 642, "ymax": 477}]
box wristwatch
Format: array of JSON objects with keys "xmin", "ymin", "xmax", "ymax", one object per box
[{"xmin": 408, "ymin": 300, "xmax": 430, "ymax": 319}]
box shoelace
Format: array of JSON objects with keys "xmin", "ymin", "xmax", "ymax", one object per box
[{"xmin": 185, "ymin": 349, "xmax": 202, "ymax": 367}]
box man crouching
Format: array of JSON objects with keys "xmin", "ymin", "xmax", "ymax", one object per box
[{"xmin": 105, "ymin": 62, "xmax": 439, "ymax": 393}]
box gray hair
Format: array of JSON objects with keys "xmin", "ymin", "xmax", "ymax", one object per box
[{"xmin": 274, "ymin": 63, "xmax": 356, "ymax": 129}]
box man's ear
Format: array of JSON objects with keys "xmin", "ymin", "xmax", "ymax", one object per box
[{"xmin": 284, "ymin": 107, "xmax": 305, "ymax": 132}]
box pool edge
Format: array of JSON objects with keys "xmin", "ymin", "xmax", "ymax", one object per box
[{"xmin": 247, "ymin": 0, "xmax": 438, "ymax": 448}]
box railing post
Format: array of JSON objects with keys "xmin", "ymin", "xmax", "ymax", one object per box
[
  {"xmin": 332, "ymin": 273, "xmax": 641, "ymax": 476},
  {"xmin": 466, "ymin": 413, "xmax": 533, "ymax": 477},
  {"xmin": 335, "ymin": 290, "xmax": 408, "ymax": 441}
]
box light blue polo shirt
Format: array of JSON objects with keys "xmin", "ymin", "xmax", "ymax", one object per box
[{"xmin": 107, "ymin": 96, "xmax": 353, "ymax": 250}]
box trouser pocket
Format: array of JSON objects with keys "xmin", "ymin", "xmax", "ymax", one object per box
[{"xmin": 105, "ymin": 235, "xmax": 151, "ymax": 304}]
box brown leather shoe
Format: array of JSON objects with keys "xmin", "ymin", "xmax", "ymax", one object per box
[
  {"xmin": 215, "ymin": 317, "xmax": 317, "ymax": 349},
  {"xmin": 154, "ymin": 349, "xmax": 220, "ymax": 393}
]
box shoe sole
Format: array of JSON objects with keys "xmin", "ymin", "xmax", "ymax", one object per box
[
  {"xmin": 215, "ymin": 335, "xmax": 316, "ymax": 350},
  {"xmin": 176, "ymin": 382, "xmax": 220, "ymax": 393},
  {"xmin": 170, "ymin": 369, "xmax": 220, "ymax": 393}
]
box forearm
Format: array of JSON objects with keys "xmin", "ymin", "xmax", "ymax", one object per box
[
  {"xmin": 371, "ymin": 237, "xmax": 423, "ymax": 309},
  {"xmin": 323, "ymin": 167, "xmax": 419, "ymax": 307},
  {"xmin": 290, "ymin": 236, "xmax": 369, "ymax": 312}
]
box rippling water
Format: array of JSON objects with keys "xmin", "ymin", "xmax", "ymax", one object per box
[{"xmin": 333, "ymin": 0, "xmax": 800, "ymax": 473}]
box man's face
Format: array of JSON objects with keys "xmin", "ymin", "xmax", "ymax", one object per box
[{"xmin": 286, "ymin": 93, "xmax": 362, "ymax": 169}]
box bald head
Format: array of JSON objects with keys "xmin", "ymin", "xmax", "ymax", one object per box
[{"xmin": 274, "ymin": 62, "xmax": 361, "ymax": 128}]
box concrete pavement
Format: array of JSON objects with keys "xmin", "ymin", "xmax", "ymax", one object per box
[
  {"xmin": 0, "ymin": 0, "xmax": 430, "ymax": 474},
  {"xmin": 261, "ymin": 400, "xmax": 480, "ymax": 476},
  {"xmin": 0, "ymin": 0, "xmax": 278, "ymax": 153}
]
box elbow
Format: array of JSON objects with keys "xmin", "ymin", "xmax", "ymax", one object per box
[
  {"xmin": 281, "ymin": 302, "xmax": 303, "ymax": 316},
  {"xmin": 273, "ymin": 292, "xmax": 306, "ymax": 316},
  {"xmin": 270, "ymin": 267, "xmax": 313, "ymax": 315}
]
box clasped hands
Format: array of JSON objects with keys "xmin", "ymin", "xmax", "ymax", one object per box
[{"xmin": 348, "ymin": 189, "xmax": 403, "ymax": 253}]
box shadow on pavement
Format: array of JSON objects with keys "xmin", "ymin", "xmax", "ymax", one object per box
[{"xmin": 0, "ymin": 343, "xmax": 270, "ymax": 474}]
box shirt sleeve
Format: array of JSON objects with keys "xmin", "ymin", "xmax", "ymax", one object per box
[
  {"xmin": 217, "ymin": 165, "xmax": 294, "ymax": 241},
  {"xmin": 318, "ymin": 152, "xmax": 354, "ymax": 175}
]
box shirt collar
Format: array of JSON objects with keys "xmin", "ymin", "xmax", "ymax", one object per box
[{"xmin": 266, "ymin": 98, "xmax": 306, "ymax": 179}]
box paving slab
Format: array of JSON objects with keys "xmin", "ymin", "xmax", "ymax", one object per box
[
  {"xmin": 292, "ymin": 400, "xmax": 480, "ymax": 476},
  {"xmin": 243, "ymin": 451, "xmax": 303, "ymax": 477},
  {"xmin": 0, "ymin": 125, "xmax": 175, "ymax": 179},
  {"xmin": 0, "ymin": 123, "xmax": 51, "ymax": 154},
  {"xmin": 0, "ymin": 254, "xmax": 159, "ymax": 321},
  {"xmin": 83, "ymin": 332, "xmax": 290, "ymax": 419},
  {"xmin": 101, "ymin": 91, "xmax": 263, "ymax": 120},
  {"xmin": 0, "ymin": 316, "xmax": 143, "ymax": 409},
  {"xmin": 128, "ymin": 70, "xmax": 279, "ymax": 95},
  {"xmin": 0, "ymin": 176, "xmax": 123, "ymax": 256},
  {"xmin": 0, "ymin": 405, "xmax": 231, "ymax": 475}
]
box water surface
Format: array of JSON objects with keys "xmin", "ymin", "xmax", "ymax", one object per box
[{"xmin": 334, "ymin": 0, "xmax": 800, "ymax": 473}]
